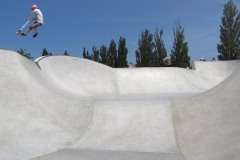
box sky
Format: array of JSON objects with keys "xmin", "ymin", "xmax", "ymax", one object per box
[{"xmin": 1, "ymin": 0, "xmax": 239, "ymax": 63}]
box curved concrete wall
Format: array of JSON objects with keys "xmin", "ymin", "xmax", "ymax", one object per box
[
  {"xmin": 37, "ymin": 56, "xmax": 118, "ymax": 96},
  {"xmin": 1, "ymin": 49, "xmax": 239, "ymax": 160},
  {"xmin": 173, "ymin": 62, "xmax": 240, "ymax": 160},
  {"xmin": 0, "ymin": 50, "xmax": 94, "ymax": 160},
  {"xmin": 36, "ymin": 55, "xmax": 239, "ymax": 95}
]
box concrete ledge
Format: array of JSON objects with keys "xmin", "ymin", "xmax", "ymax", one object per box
[{"xmin": 31, "ymin": 149, "xmax": 186, "ymax": 160}]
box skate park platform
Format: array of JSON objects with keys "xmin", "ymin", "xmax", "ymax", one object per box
[{"xmin": 0, "ymin": 49, "xmax": 239, "ymax": 160}]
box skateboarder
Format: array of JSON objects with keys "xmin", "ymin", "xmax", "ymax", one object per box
[{"xmin": 21, "ymin": 4, "xmax": 44, "ymax": 38}]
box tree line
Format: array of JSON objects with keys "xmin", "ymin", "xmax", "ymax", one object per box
[
  {"xmin": 17, "ymin": 0, "xmax": 240, "ymax": 68},
  {"xmin": 82, "ymin": 37, "xmax": 129, "ymax": 68}
]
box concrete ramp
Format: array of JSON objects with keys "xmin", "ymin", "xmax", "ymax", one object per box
[
  {"xmin": 0, "ymin": 50, "xmax": 93, "ymax": 160},
  {"xmin": 36, "ymin": 56, "xmax": 118, "ymax": 96},
  {"xmin": 72, "ymin": 100, "xmax": 178, "ymax": 153},
  {"xmin": 173, "ymin": 61, "xmax": 240, "ymax": 160},
  {"xmin": 35, "ymin": 55, "xmax": 238, "ymax": 95},
  {"xmin": 0, "ymin": 49, "xmax": 240, "ymax": 160}
]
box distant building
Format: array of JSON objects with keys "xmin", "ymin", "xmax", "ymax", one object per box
[
  {"xmin": 129, "ymin": 63, "xmax": 137, "ymax": 68},
  {"xmin": 165, "ymin": 59, "xmax": 172, "ymax": 66}
]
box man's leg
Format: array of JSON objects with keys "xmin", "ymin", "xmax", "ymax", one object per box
[
  {"xmin": 32, "ymin": 22, "xmax": 42, "ymax": 37},
  {"xmin": 25, "ymin": 28, "xmax": 32, "ymax": 35},
  {"xmin": 21, "ymin": 28, "xmax": 31, "ymax": 36},
  {"xmin": 33, "ymin": 28, "xmax": 38, "ymax": 38},
  {"xmin": 33, "ymin": 28, "xmax": 37, "ymax": 34},
  {"xmin": 21, "ymin": 22, "xmax": 41, "ymax": 37}
]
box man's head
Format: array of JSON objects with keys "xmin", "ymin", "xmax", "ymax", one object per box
[{"xmin": 31, "ymin": 4, "xmax": 38, "ymax": 10}]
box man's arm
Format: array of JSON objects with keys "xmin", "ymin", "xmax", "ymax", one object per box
[{"xmin": 28, "ymin": 11, "xmax": 36, "ymax": 21}]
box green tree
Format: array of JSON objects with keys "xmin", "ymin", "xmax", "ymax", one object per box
[
  {"xmin": 154, "ymin": 27, "xmax": 167, "ymax": 66},
  {"xmin": 83, "ymin": 47, "xmax": 92, "ymax": 59},
  {"xmin": 117, "ymin": 37, "xmax": 129, "ymax": 68},
  {"xmin": 86, "ymin": 51, "xmax": 90, "ymax": 59},
  {"xmin": 83, "ymin": 47, "xmax": 87, "ymax": 58},
  {"xmin": 42, "ymin": 48, "xmax": 50, "ymax": 56},
  {"xmin": 170, "ymin": 22, "xmax": 190, "ymax": 68},
  {"xmin": 108, "ymin": 40, "xmax": 117, "ymax": 67},
  {"xmin": 92, "ymin": 46, "xmax": 100, "ymax": 62},
  {"xmin": 217, "ymin": 0, "xmax": 240, "ymax": 60},
  {"xmin": 135, "ymin": 29, "xmax": 155, "ymax": 67},
  {"xmin": 16, "ymin": 48, "xmax": 33, "ymax": 60},
  {"xmin": 100, "ymin": 45, "xmax": 108, "ymax": 65},
  {"xmin": 64, "ymin": 50, "xmax": 70, "ymax": 56}
]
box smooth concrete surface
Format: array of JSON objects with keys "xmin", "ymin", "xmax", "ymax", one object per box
[
  {"xmin": 31, "ymin": 149, "xmax": 185, "ymax": 160},
  {"xmin": 0, "ymin": 49, "xmax": 240, "ymax": 160},
  {"xmin": 172, "ymin": 62, "xmax": 240, "ymax": 160},
  {"xmin": 72, "ymin": 100, "xmax": 179, "ymax": 153}
]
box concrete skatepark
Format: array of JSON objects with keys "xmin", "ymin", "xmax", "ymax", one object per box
[{"xmin": 0, "ymin": 49, "xmax": 239, "ymax": 160}]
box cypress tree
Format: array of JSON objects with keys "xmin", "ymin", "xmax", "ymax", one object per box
[
  {"xmin": 135, "ymin": 29, "xmax": 155, "ymax": 67},
  {"xmin": 170, "ymin": 22, "xmax": 190, "ymax": 68},
  {"xmin": 64, "ymin": 50, "xmax": 70, "ymax": 56},
  {"xmin": 154, "ymin": 27, "xmax": 167, "ymax": 66},
  {"xmin": 118, "ymin": 37, "xmax": 129, "ymax": 68},
  {"xmin": 42, "ymin": 48, "xmax": 50, "ymax": 56},
  {"xmin": 100, "ymin": 45, "xmax": 108, "ymax": 65},
  {"xmin": 108, "ymin": 40, "xmax": 117, "ymax": 67},
  {"xmin": 217, "ymin": 0, "xmax": 240, "ymax": 60}
]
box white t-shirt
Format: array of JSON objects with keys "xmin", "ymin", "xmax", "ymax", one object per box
[{"xmin": 33, "ymin": 9, "xmax": 44, "ymax": 24}]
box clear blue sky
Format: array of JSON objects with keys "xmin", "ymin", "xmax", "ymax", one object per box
[{"xmin": 0, "ymin": 0, "xmax": 237, "ymax": 63}]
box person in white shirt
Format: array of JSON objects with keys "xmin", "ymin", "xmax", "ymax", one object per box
[{"xmin": 21, "ymin": 4, "xmax": 44, "ymax": 38}]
